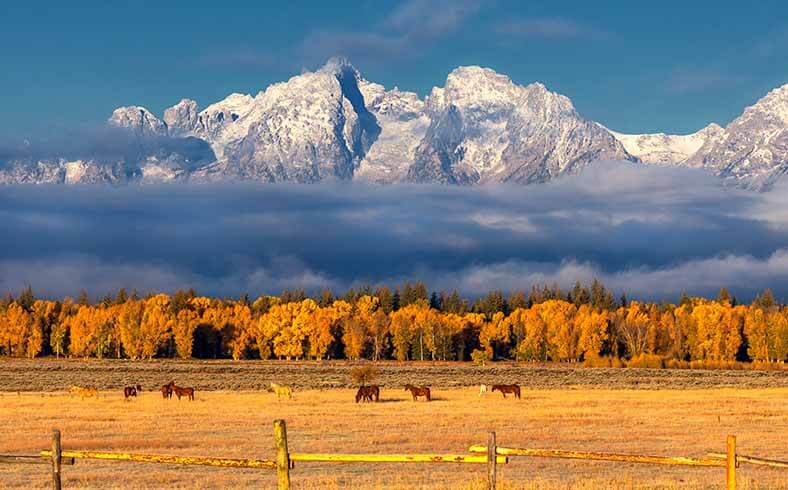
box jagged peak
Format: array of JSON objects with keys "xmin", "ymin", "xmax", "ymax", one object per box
[
  {"xmin": 318, "ymin": 56, "xmax": 359, "ymax": 78},
  {"xmin": 108, "ymin": 106, "xmax": 168, "ymax": 136}
]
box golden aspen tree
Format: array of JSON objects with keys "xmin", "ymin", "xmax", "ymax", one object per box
[
  {"xmin": 479, "ymin": 311, "xmax": 509, "ymax": 360},
  {"xmin": 0, "ymin": 302, "xmax": 33, "ymax": 357},
  {"xmin": 368, "ymin": 309, "xmax": 390, "ymax": 361},
  {"xmin": 766, "ymin": 309, "xmax": 788, "ymax": 362},
  {"xmin": 172, "ymin": 308, "xmax": 200, "ymax": 358},
  {"xmin": 227, "ymin": 303, "xmax": 254, "ymax": 360},
  {"xmin": 613, "ymin": 302, "xmax": 650, "ymax": 359},
  {"xmin": 50, "ymin": 298, "xmax": 74, "ymax": 358},
  {"xmin": 390, "ymin": 304, "xmax": 420, "ymax": 360},
  {"xmin": 118, "ymin": 300, "xmax": 145, "ymax": 359},
  {"xmin": 30, "ymin": 300, "xmax": 57, "ymax": 358},
  {"xmin": 537, "ymin": 300, "xmax": 578, "ymax": 361},
  {"xmin": 576, "ymin": 305, "xmax": 608, "ymax": 358},
  {"xmin": 139, "ymin": 294, "xmax": 173, "ymax": 359}
]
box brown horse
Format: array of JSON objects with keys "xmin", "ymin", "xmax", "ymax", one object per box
[
  {"xmin": 172, "ymin": 385, "xmax": 195, "ymax": 401},
  {"xmin": 161, "ymin": 381, "xmax": 175, "ymax": 399},
  {"xmin": 404, "ymin": 384, "xmax": 431, "ymax": 401},
  {"xmin": 491, "ymin": 384, "xmax": 521, "ymax": 399},
  {"xmin": 123, "ymin": 386, "xmax": 137, "ymax": 399},
  {"xmin": 355, "ymin": 385, "xmax": 380, "ymax": 403}
]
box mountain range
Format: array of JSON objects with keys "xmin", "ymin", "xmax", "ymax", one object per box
[{"xmin": 2, "ymin": 58, "xmax": 787, "ymax": 190}]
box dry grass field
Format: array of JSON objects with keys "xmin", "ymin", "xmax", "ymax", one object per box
[
  {"xmin": 1, "ymin": 358, "xmax": 786, "ymax": 392},
  {"xmin": 0, "ymin": 381, "xmax": 787, "ymax": 489}
]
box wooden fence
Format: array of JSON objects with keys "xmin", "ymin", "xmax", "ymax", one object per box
[
  {"xmin": 1, "ymin": 423, "xmax": 786, "ymax": 490},
  {"xmin": 0, "ymin": 422, "xmax": 507, "ymax": 490}
]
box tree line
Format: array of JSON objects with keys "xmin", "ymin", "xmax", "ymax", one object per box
[{"xmin": 0, "ymin": 281, "xmax": 786, "ymax": 365}]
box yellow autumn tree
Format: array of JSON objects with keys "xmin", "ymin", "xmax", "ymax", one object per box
[
  {"xmin": 138, "ymin": 294, "xmax": 173, "ymax": 359},
  {"xmin": 537, "ymin": 300, "xmax": 578, "ymax": 361},
  {"xmin": 0, "ymin": 302, "xmax": 34, "ymax": 357},
  {"xmin": 117, "ymin": 300, "xmax": 145, "ymax": 359},
  {"xmin": 576, "ymin": 305, "xmax": 608, "ymax": 358},
  {"xmin": 172, "ymin": 308, "xmax": 200, "ymax": 358}
]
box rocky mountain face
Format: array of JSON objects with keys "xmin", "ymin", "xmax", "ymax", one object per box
[
  {"xmin": 609, "ymin": 84, "xmax": 788, "ymax": 190},
  {"xmin": 3, "ymin": 58, "xmax": 788, "ymax": 189},
  {"xmin": 684, "ymin": 85, "xmax": 788, "ymax": 189},
  {"xmin": 407, "ymin": 67, "xmax": 634, "ymax": 184}
]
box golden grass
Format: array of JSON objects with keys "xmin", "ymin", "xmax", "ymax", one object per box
[{"xmin": 0, "ymin": 388, "xmax": 786, "ymax": 489}]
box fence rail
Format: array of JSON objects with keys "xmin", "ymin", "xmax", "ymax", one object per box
[
  {"xmin": 468, "ymin": 444, "xmax": 725, "ymax": 467},
  {"xmin": 2, "ymin": 425, "xmax": 786, "ymax": 490},
  {"xmin": 38, "ymin": 450, "xmax": 277, "ymax": 469}
]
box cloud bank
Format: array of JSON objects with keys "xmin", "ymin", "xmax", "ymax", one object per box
[{"xmin": 2, "ymin": 161, "xmax": 787, "ymax": 302}]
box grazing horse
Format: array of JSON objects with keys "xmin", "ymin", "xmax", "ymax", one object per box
[
  {"xmin": 123, "ymin": 386, "xmax": 137, "ymax": 399},
  {"xmin": 161, "ymin": 381, "xmax": 175, "ymax": 399},
  {"xmin": 478, "ymin": 384, "xmax": 488, "ymax": 397},
  {"xmin": 491, "ymin": 384, "xmax": 521, "ymax": 399},
  {"xmin": 172, "ymin": 385, "xmax": 195, "ymax": 401},
  {"xmin": 68, "ymin": 386, "xmax": 98, "ymax": 399},
  {"xmin": 355, "ymin": 385, "xmax": 380, "ymax": 403},
  {"xmin": 404, "ymin": 384, "xmax": 431, "ymax": 401},
  {"xmin": 269, "ymin": 383, "xmax": 292, "ymax": 400}
]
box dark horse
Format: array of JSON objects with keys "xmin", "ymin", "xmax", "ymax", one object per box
[
  {"xmin": 123, "ymin": 385, "xmax": 142, "ymax": 399},
  {"xmin": 355, "ymin": 385, "xmax": 380, "ymax": 403},
  {"xmin": 403, "ymin": 384, "xmax": 431, "ymax": 401},
  {"xmin": 491, "ymin": 384, "xmax": 521, "ymax": 399},
  {"xmin": 161, "ymin": 381, "xmax": 175, "ymax": 399},
  {"xmin": 172, "ymin": 384, "xmax": 195, "ymax": 401}
]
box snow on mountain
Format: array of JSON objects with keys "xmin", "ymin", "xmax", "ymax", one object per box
[
  {"xmin": 609, "ymin": 124, "xmax": 723, "ymax": 165},
  {"xmin": 407, "ymin": 66, "xmax": 635, "ymax": 184},
  {"xmin": 193, "ymin": 57, "xmax": 381, "ymax": 182},
  {"xmin": 354, "ymin": 81, "xmax": 430, "ymax": 183},
  {"xmin": 685, "ymin": 84, "xmax": 788, "ymax": 189},
  {"xmin": 6, "ymin": 59, "xmax": 788, "ymax": 190},
  {"xmin": 108, "ymin": 106, "xmax": 168, "ymax": 139}
]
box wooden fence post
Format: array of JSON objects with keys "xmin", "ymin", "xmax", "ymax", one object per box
[
  {"xmin": 274, "ymin": 420, "xmax": 291, "ymax": 490},
  {"xmin": 726, "ymin": 435, "xmax": 736, "ymax": 490},
  {"xmin": 487, "ymin": 431, "xmax": 497, "ymax": 490},
  {"xmin": 51, "ymin": 429, "xmax": 62, "ymax": 490}
]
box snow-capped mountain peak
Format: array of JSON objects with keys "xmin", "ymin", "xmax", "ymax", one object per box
[
  {"xmin": 5, "ymin": 59, "xmax": 788, "ymax": 190},
  {"xmin": 109, "ymin": 106, "xmax": 168, "ymax": 138}
]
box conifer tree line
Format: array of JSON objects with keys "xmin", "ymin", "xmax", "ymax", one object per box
[{"xmin": 0, "ymin": 281, "xmax": 786, "ymax": 366}]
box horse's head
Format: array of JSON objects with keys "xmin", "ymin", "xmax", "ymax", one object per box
[{"xmin": 403, "ymin": 384, "xmax": 413, "ymax": 391}]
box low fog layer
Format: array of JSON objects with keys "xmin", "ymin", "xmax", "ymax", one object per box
[{"xmin": 2, "ymin": 161, "xmax": 787, "ymax": 301}]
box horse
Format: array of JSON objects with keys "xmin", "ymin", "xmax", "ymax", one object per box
[
  {"xmin": 404, "ymin": 384, "xmax": 431, "ymax": 401},
  {"xmin": 355, "ymin": 385, "xmax": 380, "ymax": 403},
  {"xmin": 491, "ymin": 384, "xmax": 521, "ymax": 399},
  {"xmin": 172, "ymin": 385, "xmax": 195, "ymax": 401},
  {"xmin": 68, "ymin": 386, "xmax": 98, "ymax": 399},
  {"xmin": 478, "ymin": 384, "xmax": 488, "ymax": 397},
  {"xmin": 123, "ymin": 386, "xmax": 137, "ymax": 399},
  {"xmin": 268, "ymin": 383, "xmax": 292, "ymax": 400},
  {"xmin": 161, "ymin": 381, "xmax": 175, "ymax": 399}
]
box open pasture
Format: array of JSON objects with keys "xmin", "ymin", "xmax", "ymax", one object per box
[
  {"xmin": 0, "ymin": 358, "xmax": 786, "ymax": 392},
  {"xmin": 0, "ymin": 386, "xmax": 786, "ymax": 489}
]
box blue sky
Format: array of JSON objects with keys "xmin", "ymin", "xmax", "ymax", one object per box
[{"xmin": 2, "ymin": 0, "xmax": 788, "ymax": 138}]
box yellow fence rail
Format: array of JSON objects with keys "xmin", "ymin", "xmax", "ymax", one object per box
[
  {"xmin": 469, "ymin": 444, "xmax": 724, "ymax": 467},
  {"xmin": 38, "ymin": 450, "xmax": 277, "ymax": 469},
  {"xmin": 4, "ymin": 425, "xmax": 787, "ymax": 490},
  {"xmin": 290, "ymin": 453, "xmax": 508, "ymax": 464}
]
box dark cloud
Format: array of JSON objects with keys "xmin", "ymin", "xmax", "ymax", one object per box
[{"xmin": 1, "ymin": 161, "xmax": 788, "ymax": 302}]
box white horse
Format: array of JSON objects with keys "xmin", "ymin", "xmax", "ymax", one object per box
[
  {"xmin": 478, "ymin": 384, "xmax": 488, "ymax": 397},
  {"xmin": 268, "ymin": 383, "xmax": 292, "ymax": 400}
]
